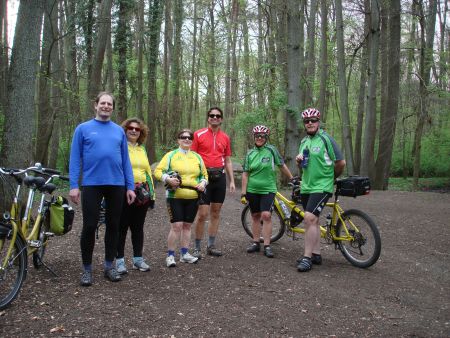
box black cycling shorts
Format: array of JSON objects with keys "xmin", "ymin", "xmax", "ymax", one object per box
[
  {"xmin": 300, "ymin": 192, "xmax": 332, "ymax": 217},
  {"xmin": 166, "ymin": 198, "xmax": 199, "ymax": 223},
  {"xmin": 200, "ymin": 172, "xmax": 226, "ymax": 205},
  {"xmin": 247, "ymin": 192, "xmax": 275, "ymax": 214}
]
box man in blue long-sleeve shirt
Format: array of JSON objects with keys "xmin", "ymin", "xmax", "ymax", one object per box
[{"xmin": 69, "ymin": 92, "xmax": 135, "ymax": 286}]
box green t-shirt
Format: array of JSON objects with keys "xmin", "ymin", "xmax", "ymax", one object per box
[
  {"xmin": 243, "ymin": 144, "xmax": 284, "ymax": 194},
  {"xmin": 299, "ymin": 129, "xmax": 342, "ymax": 194}
]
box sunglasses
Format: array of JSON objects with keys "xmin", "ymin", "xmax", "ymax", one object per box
[
  {"xmin": 178, "ymin": 135, "xmax": 193, "ymax": 140},
  {"xmin": 208, "ymin": 114, "xmax": 222, "ymax": 119},
  {"xmin": 127, "ymin": 126, "xmax": 141, "ymax": 132},
  {"xmin": 303, "ymin": 118, "xmax": 320, "ymax": 124},
  {"xmin": 254, "ymin": 134, "xmax": 267, "ymax": 139}
]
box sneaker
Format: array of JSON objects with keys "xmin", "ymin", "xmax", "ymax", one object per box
[
  {"xmin": 116, "ymin": 258, "xmax": 128, "ymax": 275},
  {"xmin": 263, "ymin": 246, "xmax": 274, "ymax": 258},
  {"xmin": 133, "ymin": 258, "xmax": 150, "ymax": 272},
  {"xmin": 311, "ymin": 253, "xmax": 322, "ymax": 265},
  {"xmin": 80, "ymin": 270, "xmax": 93, "ymax": 287},
  {"xmin": 297, "ymin": 254, "xmax": 322, "ymax": 265},
  {"xmin": 180, "ymin": 252, "xmax": 199, "ymax": 264},
  {"xmin": 192, "ymin": 248, "xmax": 202, "ymax": 259},
  {"xmin": 104, "ymin": 268, "xmax": 122, "ymax": 282},
  {"xmin": 207, "ymin": 245, "xmax": 223, "ymax": 257},
  {"xmin": 247, "ymin": 242, "xmax": 260, "ymax": 253},
  {"xmin": 297, "ymin": 256, "xmax": 313, "ymax": 272},
  {"xmin": 166, "ymin": 255, "xmax": 176, "ymax": 268}
]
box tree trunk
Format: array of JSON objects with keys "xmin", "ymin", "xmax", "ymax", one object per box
[
  {"xmin": 412, "ymin": 0, "xmax": 437, "ymax": 190},
  {"xmin": 0, "ymin": 0, "xmax": 8, "ymax": 114},
  {"xmin": 170, "ymin": 0, "xmax": 183, "ymax": 137},
  {"xmin": 256, "ymin": 0, "xmax": 264, "ymax": 108},
  {"xmin": 0, "ymin": 0, "xmax": 44, "ymax": 167},
  {"xmin": 87, "ymin": 0, "xmax": 112, "ymax": 107},
  {"xmin": 116, "ymin": 0, "xmax": 131, "ymax": 124},
  {"xmin": 317, "ymin": 0, "xmax": 328, "ymax": 119},
  {"xmin": 206, "ymin": 0, "xmax": 216, "ymax": 107},
  {"xmin": 136, "ymin": 0, "xmax": 144, "ymax": 121},
  {"xmin": 354, "ymin": 0, "xmax": 370, "ymax": 174},
  {"xmin": 374, "ymin": 0, "xmax": 401, "ymax": 190},
  {"xmin": 284, "ymin": 0, "xmax": 302, "ymax": 175},
  {"xmin": 146, "ymin": 0, "xmax": 163, "ymax": 164},
  {"xmin": 361, "ymin": 0, "xmax": 380, "ymax": 179},
  {"xmin": 304, "ymin": 0, "xmax": 318, "ymax": 107},
  {"xmin": 335, "ymin": 0, "xmax": 354, "ymax": 175},
  {"xmin": 242, "ymin": 3, "xmax": 252, "ymax": 112}
]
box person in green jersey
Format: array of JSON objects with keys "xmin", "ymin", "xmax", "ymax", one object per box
[
  {"xmin": 295, "ymin": 108, "xmax": 346, "ymax": 272},
  {"xmin": 241, "ymin": 125, "xmax": 293, "ymax": 258}
]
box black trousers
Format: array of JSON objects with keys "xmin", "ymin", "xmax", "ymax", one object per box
[
  {"xmin": 80, "ymin": 185, "xmax": 125, "ymax": 265},
  {"xmin": 117, "ymin": 200, "xmax": 149, "ymax": 259}
]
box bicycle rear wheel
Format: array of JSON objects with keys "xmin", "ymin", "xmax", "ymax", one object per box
[
  {"xmin": 0, "ymin": 225, "xmax": 28, "ymax": 310},
  {"xmin": 335, "ymin": 209, "xmax": 381, "ymax": 268},
  {"xmin": 32, "ymin": 217, "xmax": 50, "ymax": 269},
  {"xmin": 241, "ymin": 204, "xmax": 285, "ymax": 243}
]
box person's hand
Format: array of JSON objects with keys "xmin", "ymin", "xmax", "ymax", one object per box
[
  {"xmin": 126, "ymin": 189, "xmax": 136, "ymax": 205},
  {"xmin": 240, "ymin": 193, "xmax": 247, "ymax": 205},
  {"xmin": 196, "ymin": 181, "xmax": 207, "ymax": 192},
  {"xmin": 295, "ymin": 154, "xmax": 303, "ymax": 164},
  {"xmin": 229, "ymin": 181, "xmax": 236, "ymax": 193},
  {"xmin": 69, "ymin": 188, "xmax": 80, "ymax": 205},
  {"xmin": 167, "ymin": 177, "xmax": 180, "ymax": 189}
]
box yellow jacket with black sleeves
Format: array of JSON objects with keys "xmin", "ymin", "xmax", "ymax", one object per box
[
  {"xmin": 154, "ymin": 148, "xmax": 208, "ymax": 199},
  {"xmin": 128, "ymin": 143, "xmax": 155, "ymax": 199}
]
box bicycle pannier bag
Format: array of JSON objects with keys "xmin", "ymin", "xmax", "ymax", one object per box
[
  {"xmin": 48, "ymin": 196, "xmax": 74, "ymax": 235},
  {"xmin": 336, "ymin": 176, "xmax": 370, "ymax": 197}
]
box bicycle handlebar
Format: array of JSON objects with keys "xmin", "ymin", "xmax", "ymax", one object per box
[{"xmin": 0, "ymin": 164, "xmax": 67, "ymax": 183}]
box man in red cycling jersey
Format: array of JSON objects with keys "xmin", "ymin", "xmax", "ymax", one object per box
[{"xmin": 191, "ymin": 107, "xmax": 235, "ymax": 258}]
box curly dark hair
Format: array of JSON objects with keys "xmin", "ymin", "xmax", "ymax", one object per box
[{"xmin": 121, "ymin": 117, "xmax": 149, "ymax": 145}]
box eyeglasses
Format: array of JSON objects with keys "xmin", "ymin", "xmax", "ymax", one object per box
[
  {"xmin": 178, "ymin": 135, "xmax": 193, "ymax": 141},
  {"xmin": 254, "ymin": 134, "xmax": 267, "ymax": 139},
  {"xmin": 208, "ymin": 114, "xmax": 222, "ymax": 119},
  {"xmin": 127, "ymin": 126, "xmax": 141, "ymax": 132},
  {"xmin": 303, "ymin": 118, "xmax": 320, "ymax": 124}
]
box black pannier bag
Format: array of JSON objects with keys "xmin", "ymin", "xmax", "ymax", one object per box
[{"xmin": 336, "ymin": 176, "xmax": 371, "ymax": 197}]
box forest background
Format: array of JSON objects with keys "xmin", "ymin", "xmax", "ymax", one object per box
[{"xmin": 0, "ymin": 0, "xmax": 448, "ymax": 191}]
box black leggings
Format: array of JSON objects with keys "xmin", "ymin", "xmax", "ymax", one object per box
[
  {"xmin": 80, "ymin": 186, "xmax": 125, "ymax": 265},
  {"xmin": 117, "ymin": 200, "xmax": 149, "ymax": 259}
]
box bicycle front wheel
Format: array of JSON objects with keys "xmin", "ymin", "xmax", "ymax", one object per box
[
  {"xmin": 0, "ymin": 226, "xmax": 28, "ymax": 310},
  {"xmin": 241, "ymin": 204, "xmax": 285, "ymax": 243},
  {"xmin": 32, "ymin": 217, "xmax": 50, "ymax": 269},
  {"xmin": 335, "ymin": 209, "xmax": 381, "ymax": 268}
]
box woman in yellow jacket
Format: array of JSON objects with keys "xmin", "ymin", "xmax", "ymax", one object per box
[
  {"xmin": 154, "ymin": 129, "xmax": 208, "ymax": 267},
  {"xmin": 116, "ymin": 118, "xmax": 155, "ymax": 274}
]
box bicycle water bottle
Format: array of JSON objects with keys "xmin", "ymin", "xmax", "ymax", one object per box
[
  {"xmin": 326, "ymin": 213, "xmax": 332, "ymax": 227},
  {"xmin": 279, "ymin": 200, "xmax": 291, "ymax": 218},
  {"xmin": 301, "ymin": 147, "xmax": 310, "ymax": 168}
]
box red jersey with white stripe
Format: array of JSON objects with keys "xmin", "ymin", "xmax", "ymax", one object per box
[{"xmin": 191, "ymin": 127, "xmax": 232, "ymax": 168}]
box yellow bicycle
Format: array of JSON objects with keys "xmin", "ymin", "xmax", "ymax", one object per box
[
  {"xmin": 0, "ymin": 164, "xmax": 69, "ymax": 309},
  {"xmin": 241, "ymin": 177, "xmax": 381, "ymax": 268}
]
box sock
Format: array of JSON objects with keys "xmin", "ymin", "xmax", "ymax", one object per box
[
  {"xmin": 104, "ymin": 260, "xmax": 113, "ymax": 270},
  {"xmin": 208, "ymin": 236, "xmax": 215, "ymax": 247},
  {"xmin": 195, "ymin": 239, "xmax": 202, "ymax": 250},
  {"xmin": 180, "ymin": 247, "xmax": 188, "ymax": 255},
  {"xmin": 264, "ymin": 245, "xmax": 270, "ymax": 249},
  {"xmin": 83, "ymin": 264, "xmax": 92, "ymax": 272},
  {"xmin": 168, "ymin": 250, "xmax": 175, "ymax": 257}
]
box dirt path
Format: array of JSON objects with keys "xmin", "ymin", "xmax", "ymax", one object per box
[{"xmin": 1, "ymin": 187, "xmax": 449, "ymax": 337}]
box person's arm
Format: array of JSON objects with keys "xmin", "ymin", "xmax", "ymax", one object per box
[
  {"xmin": 69, "ymin": 127, "xmax": 82, "ymax": 204},
  {"xmin": 224, "ymin": 156, "xmax": 235, "ymax": 192},
  {"xmin": 334, "ymin": 160, "xmax": 346, "ymax": 178},
  {"xmin": 241, "ymin": 171, "xmax": 248, "ymax": 204},
  {"xmin": 279, "ymin": 164, "xmax": 293, "ymax": 180}
]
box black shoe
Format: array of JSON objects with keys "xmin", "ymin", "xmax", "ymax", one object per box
[
  {"xmin": 104, "ymin": 268, "xmax": 121, "ymax": 282},
  {"xmin": 80, "ymin": 270, "xmax": 93, "ymax": 287},
  {"xmin": 263, "ymin": 246, "xmax": 274, "ymax": 258},
  {"xmin": 311, "ymin": 253, "xmax": 322, "ymax": 265},
  {"xmin": 207, "ymin": 245, "xmax": 223, "ymax": 257},
  {"xmin": 297, "ymin": 257, "xmax": 312, "ymax": 272},
  {"xmin": 247, "ymin": 242, "xmax": 260, "ymax": 253}
]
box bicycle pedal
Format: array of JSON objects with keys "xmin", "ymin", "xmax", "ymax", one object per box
[
  {"xmin": 44, "ymin": 232, "xmax": 55, "ymax": 237},
  {"xmin": 28, "ymin": 240, "xmax": 42, "ymax": 248}
]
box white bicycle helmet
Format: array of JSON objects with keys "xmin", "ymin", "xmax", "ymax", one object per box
[
  {"xmin": 301, "ymin": 108, "xmax": 321, "ymax": 119},
  {"xmin": 252, "ymin": 125, "xmax": 270, "ymax": 135}
]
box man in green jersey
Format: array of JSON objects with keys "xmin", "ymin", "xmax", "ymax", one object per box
[
  {"xmin": 241, "ymin": 125, "xmax": 293, "ymax": 258},
  {"xmin": 295, "ymin": 108, "xmax": 346, "ymax": 272}
]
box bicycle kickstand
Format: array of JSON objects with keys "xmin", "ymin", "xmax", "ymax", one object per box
[{"xmin": 35, "ymin": 256, "xmax": 58, "ymax": 277}]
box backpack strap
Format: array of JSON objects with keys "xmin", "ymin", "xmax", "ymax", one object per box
[{"xmin": 317, "ymin": 132, "xmax": 331, "ymax": 157}]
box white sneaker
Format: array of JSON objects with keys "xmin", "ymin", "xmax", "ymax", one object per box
[
  {"xmin": 180, "ymin": 252, "xmax": 199, "ymax": 264},
  {"xmin": 166, "ymin": 255, "xmax": 176, "ymax": 268},
  {"xmin": 116, "ymin": 258, "xmax": 128, "ymax": 275},
  {"xmin": 133, "ymin": 258, "xmax": 150, "ymax": 272}
]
